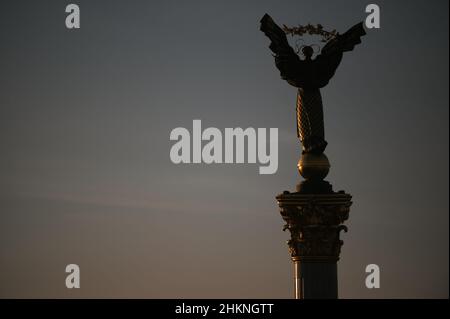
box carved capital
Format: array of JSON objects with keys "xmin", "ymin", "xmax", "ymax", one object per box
[{"xmin": 276, "ymin": 192, "xmax": 352, "ymax": 261}]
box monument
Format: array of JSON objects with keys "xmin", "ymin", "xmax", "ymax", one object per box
[{"xmin": 260, "ymin": 14, "xmax": 365, "ymax": 298}]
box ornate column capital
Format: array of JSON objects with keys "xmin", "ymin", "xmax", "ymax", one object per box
[{"xmin": 276, "ymin": 191, "xmax": 352, "ymax": 262}]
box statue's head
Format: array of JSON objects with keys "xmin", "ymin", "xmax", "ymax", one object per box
[
  {"xmin": 283, "ymin": 23, "xmax": 339, "ymax": 60},
  {"xmin": 301, "ymin": 46, "xmax": 314, "ymax": 60}
]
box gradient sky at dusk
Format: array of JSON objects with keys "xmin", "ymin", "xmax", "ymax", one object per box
[{"xmin": 0, "ymin": 0, "xmax": 448, "ymax": 298}]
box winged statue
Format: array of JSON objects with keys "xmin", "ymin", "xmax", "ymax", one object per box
[{"xmin": 260, "ymin": 14, "xmax": 366, "ymax": 154}]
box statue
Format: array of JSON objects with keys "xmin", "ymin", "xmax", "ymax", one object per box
[
  {"xmin": 264, "ymin": 14, "xmax": 363, "ymax": 298},
  {"xmin": 260, "ymin": 14, "xmax": 365, "ymax": 193}
]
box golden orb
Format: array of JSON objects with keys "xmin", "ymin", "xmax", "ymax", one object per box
[{"xmin": 298, "ymin": 153, "xmax": 330, "ymax": 180}]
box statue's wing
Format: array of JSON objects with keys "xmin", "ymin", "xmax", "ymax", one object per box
[
  {"xmin": 314, "ymin": 22, "xmax": 366, "ymax": 87},
  {"xmin": 322, "ymin": 22, "xmax": 366, "ymax": 55},
  {"xmin": 260, "ymin": 14, "xmax": 304, "ymax": 87}
]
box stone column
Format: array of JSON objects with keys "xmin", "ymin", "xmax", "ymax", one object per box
[{"xmin": 276, "ymin": 152, "xmax": 352, "ymax": 299}]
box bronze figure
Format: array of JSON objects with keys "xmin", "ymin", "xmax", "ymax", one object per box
[{"xmin": 260, "ymin": 14, "xmax": 366, "ymax": 155}]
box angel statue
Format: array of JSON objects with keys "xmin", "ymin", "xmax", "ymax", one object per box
[{"xmin": 260, "ymin": 14, "xmax": 366, "ymax": 155}]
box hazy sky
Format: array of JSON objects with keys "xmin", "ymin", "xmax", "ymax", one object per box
[{"xmin": 0, "ymin": 0, "xmax": 448, "ymax": 298}]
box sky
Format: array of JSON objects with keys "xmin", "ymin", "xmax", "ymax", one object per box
[{"xmin": 0, "ymin": 0, "xmax": 448, "ymax": 298}]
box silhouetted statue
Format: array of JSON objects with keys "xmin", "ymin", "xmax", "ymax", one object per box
[{"xmin": 260, "ymin": 14, "xmax": 366, "ymax": 154}]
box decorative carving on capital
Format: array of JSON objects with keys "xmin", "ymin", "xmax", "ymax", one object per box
[
  {"xmin": 276, "ymin": 193, "xmax": 352, "ymax": 261},
  {"xmin": 286, "ymin": 225, "xmax": 347, "ymax": 260}
]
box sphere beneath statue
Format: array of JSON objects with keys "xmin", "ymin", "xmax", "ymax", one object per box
[{"xmin": 298, "ymin": 153, "xmax": 330, "ymax": 180}]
